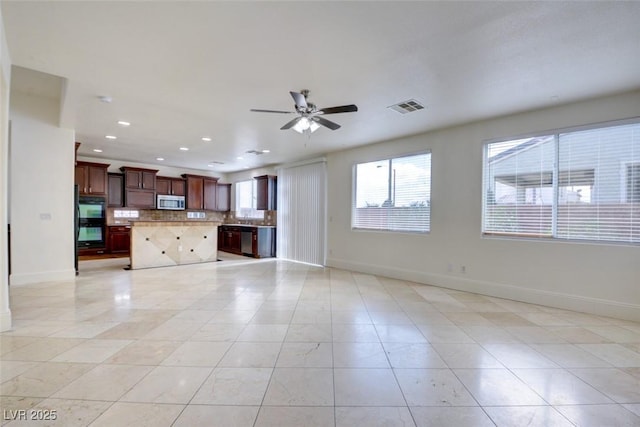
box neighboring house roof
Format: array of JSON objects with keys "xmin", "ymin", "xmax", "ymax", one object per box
[{"xmin": 488, "ymin": 136, "xmax": 554, "ymax": 164}]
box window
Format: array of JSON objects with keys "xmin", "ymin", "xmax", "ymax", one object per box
[
  {"xmin": 353, "ymin": 152, "xmax": 431, "ymax": 232},
  {"xmin": 235, "ymin": 180, "xmax": 264, "ymax": 219},
  {"xmin": 483, "ymin": 120, "xmax": 640, "ymax": 243}
]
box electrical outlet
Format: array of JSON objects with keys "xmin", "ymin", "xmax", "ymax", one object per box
[
  {"xmin": 178, "ymin": 245, "xmax": 183, "ymax": 252},
  {"xmin": 460, "ymin": 265, "xmax": 466, "ymax": 274}
]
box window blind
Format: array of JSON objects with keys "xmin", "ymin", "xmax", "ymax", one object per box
[
  {"xmin": 352, "ymin": 152, "xmax": 431, "ymax": 232},
  {"xmin": 557, "ymin": 124, "xmax": 639, "ymax": 242},
  {"xmin": 483, "ymin": 121, "xmax": 640, "ymax": 243}
]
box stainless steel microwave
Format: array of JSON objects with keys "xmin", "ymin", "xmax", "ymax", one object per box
[{"xmin": 157, "ymin": 194, "xmax": 185, "ymax": 210}]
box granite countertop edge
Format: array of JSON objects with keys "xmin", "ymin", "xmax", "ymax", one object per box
[{"xmin": 129, "ymin": 220, "xmax": 223, "ymax": 226}]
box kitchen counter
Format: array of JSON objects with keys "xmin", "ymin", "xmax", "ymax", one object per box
[
  {"xmin": 130, "ymin": 220, "xmax": 222, "ymax": 226},
  {"xmin": 130, "ymin": 220, "xmax": 221, "ymax": 269}
]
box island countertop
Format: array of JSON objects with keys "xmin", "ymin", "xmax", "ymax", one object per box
[{"xmin": 129, "ymin": 220, "xmax": 222, "ymax": 227}]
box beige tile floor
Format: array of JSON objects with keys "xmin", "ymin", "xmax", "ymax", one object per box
[{"xmin": 1, "ymin": 255, "xmax": 640, "ymax": 426}]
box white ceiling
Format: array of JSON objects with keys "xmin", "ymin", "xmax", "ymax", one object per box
[{"xmin": 3, "ymin": 1, "xmax": 640, "ymax": 173}]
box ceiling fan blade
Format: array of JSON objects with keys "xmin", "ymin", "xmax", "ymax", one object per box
[
  {"xmin": 250, "ymin": 109, "xmax": 295, "ymax": 114},
  {"xmin": 290, "ymin": 91, "xmax": 308, "ymax": 109},
  {"xmin": 312, "ymin": 116, "xmax": 341, "ymax": 131},
  {"xmin": 318, "ymin": 104, "xmax": 358, "ymax": 115},
  {"xmin": 280, "ymin": 117, "xmax": 301, "ymax": 130}
]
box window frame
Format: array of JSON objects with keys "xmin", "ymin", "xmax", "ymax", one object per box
[
  {"xmin": 351, "ymin": 151, "xmax": 432, "ymax": 234},
  {"xmin": 482, "ymin": 117, "xmax": 640, "ymax": 245}
]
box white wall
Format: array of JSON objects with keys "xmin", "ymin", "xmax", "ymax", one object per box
[
  {"xmin": 0, "ymin": 8, "xmax": 12, "ymax": 331},
  {"xmin": 9, "ymin": 91, "xmax": 75, "ymax": 285},
  {"xmin": 327, "ymin": 90, "xmax": 640, "ymax": 321}
]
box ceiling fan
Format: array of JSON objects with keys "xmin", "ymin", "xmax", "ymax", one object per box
[{"xmin": 250, "ymin": 90, "xmax": 358, "ymax": 133}]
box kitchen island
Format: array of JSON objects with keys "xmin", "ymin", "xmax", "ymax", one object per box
[{"xmin": 129, "ymin": 220, "xmax": 221, "ymax": 269}]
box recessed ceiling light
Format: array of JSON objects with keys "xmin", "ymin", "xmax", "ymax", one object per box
[
  {"xmin": 93, "ymin": 149, "xmax": 103, "ymax": 153},
  {"xmin": 156, "ymin": 157, "xmax": 165, "ymax": 161},
  {"xmin": 117, "ymin": 121, "xmax": 131, "ymax": 126},
  {"xmin": 201, "ymin": 137, "xmax": 212, "ymax": 142},
  {"xmin": 236, "ymin": 156, "xmax": 243, "ymax": 160},
  {"xmin": 262, "ymin": 149, "xmax": 270, "ymax": 153},
  {"xmin": 207, "ymin": 164, "xmax": 214, "ymax": 168},
  {"xmin": 179, "ymin": 147, "xmax": 189, "ymax": 151},
  {"xmin": 98, "ymin": 95, "xmax": 112, "ymax": 103},
  {"xmin": 105, "ymin": 135, "xmax": 117, "ymax": 140}
]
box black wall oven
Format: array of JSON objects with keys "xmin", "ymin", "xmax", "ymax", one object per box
[{"xmin": 77, "ymin": 196, "xmax": 106, "ymax": 249}]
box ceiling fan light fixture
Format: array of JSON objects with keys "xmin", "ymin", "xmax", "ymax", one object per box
[{"xmin": 292, "ymin": 117, "xmax": 320, "ymax": 134}]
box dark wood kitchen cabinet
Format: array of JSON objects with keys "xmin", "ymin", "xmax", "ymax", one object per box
[
  {"xmin": 203, "ymin": 178, "xmax": 218, "ymax": 211},
  {"xmin": 218, "ymin": 225, "xmax": 242, "ymax": 254},
  {"xmin": 121, "ymin": 167, "xmax": 158, "ymax": 209},
  {"xmin": 107, "ymin": 226, "xmax": 131, "ymax": 254},
  {"xmin": 156, "ymin": 176, "xmax": 185, "ymax": 196},
  {"xmin": 182, "ymin": 174, "xmax": 218, "ymax": 210},
  {"xmin": 75, "ymin": 161, "xmax": 109, "ymax": 196},
  {"xmin": 255, "ymin": 175, "xmax": 277, "ymax": 210},
  {"xmin": 107, "ymin": 173, "xmax": 124, "ymax": 207},
  {"xmin": 218, "ymin": 225, "xmax": 275, "ymax": 258},
  {"xmin": 216, "ymin": 183, "xmax": 231, "ymax": 212},
  {"xmin": 122, "ymin": 167, "xmax": 157, "ymax": 190}
]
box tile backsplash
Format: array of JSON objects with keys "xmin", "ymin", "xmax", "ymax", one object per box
[
  {"xmin": 107, "ymin": 209, "xmax": 276, "ymax": 226},
  {"xmin": 107, "ymin": 208, "xmax": 224, "ymax": 225},
  {"xmin": 224, "ymin": 211, "xmax": 277, "ymax": 226}
]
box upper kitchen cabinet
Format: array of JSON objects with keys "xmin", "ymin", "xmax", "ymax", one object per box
[
  {"xmin": 184, "ymin": 174, "xmax": 204, "ymax": 210},
  {"xmin": 216, "ymin": 183, "xmax": 231, "ymax": 212},
  {"xmin": 75, "ymin": 161, "xmax": 109, "ymax": 196},
  {"xmin": 107, "ymin": 173, "xmax": 124, "ymax": 207},
  {"xmin": 203, "ymin": 178, "xmax": 218, "ymax": 211},
  {"xmin": 182, "ymin": 174, "xmax": 219, "ymax": 210},
  {"xmin": 120, "ymin": 167, "xmax": 158, "ymax": 209},
  {"xmin": 122, "ymin": 167, "xmax": 157, "ymax": 191},
  {"xmin": 156, "ymin": 176, "xmax": 186, "ymax": 196},
  {"xmin": 255, "ymin": 175, "xmax": 277, "ymax": 210}
]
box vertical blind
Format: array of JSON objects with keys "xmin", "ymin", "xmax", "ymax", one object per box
[
  {"xmin": 277, "ymin": 160, "xmax": 327, "ymax": 265},
  {"xmin": 483, "ymin": 120, "xmax": 640, "ymax": 243},
  {"xmin": 352, "ymin": 152, "xmax": 431, "ymax": 232}
]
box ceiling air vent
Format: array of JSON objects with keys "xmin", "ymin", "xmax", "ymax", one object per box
[
  {"xmin": 246, "ymin": 150, "xmax": 265, "ymax": 155},
  {"xmin": 208, "ymin": 161, "xmax": 224, "ymax": 165},
  {"xmin": 388, "ymin": 99, "xmax": 425, "ymax": 114}
]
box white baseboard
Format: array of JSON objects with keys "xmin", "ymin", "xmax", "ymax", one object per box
[
  {"xmin": 9, "ymin": 269, "xmax": 76, "ymax": 286},
  {"xmin": 0, "ymin": 309, "xmax": 12, "ymax": 332},
  {"xmin": 326, "ymin": 258, "xmax": 640, "ymax": 322}
]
